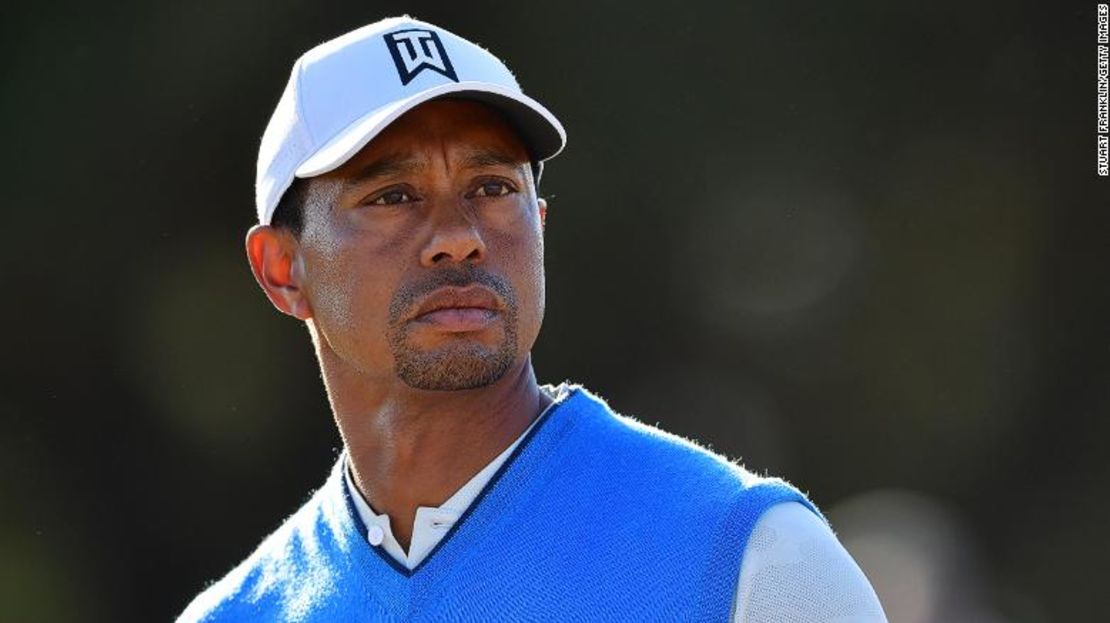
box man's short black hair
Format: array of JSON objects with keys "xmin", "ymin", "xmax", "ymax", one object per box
[
  {"xmin": 269, "ymin": 162, "xmax": 542, "ymax": 238},
  {"xmin": 270, "ymin": 177, "xmax": 311, "ymax": 237}
]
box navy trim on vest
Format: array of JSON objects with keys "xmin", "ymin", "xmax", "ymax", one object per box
[
  {"xmin": 178, "ymin": 384, "xmax": 827, "ymax": 621},
  {"xmin": 339, "ymin": 387, "xmax": 579, "ymax": 578}
]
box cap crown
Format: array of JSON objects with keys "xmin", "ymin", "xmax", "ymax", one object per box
[{"xmin": 256, "ymin": 17, "xmax": 564, "ymax": 225}]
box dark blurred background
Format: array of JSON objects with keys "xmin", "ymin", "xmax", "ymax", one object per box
[{"xmin": 3, "ymin": 1, "xmax": 1107, "ymax": 621}]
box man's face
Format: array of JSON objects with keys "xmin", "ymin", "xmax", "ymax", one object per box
[{"xmin": 293, "ymin": 99, "xmax": 546, "ymax": 391}]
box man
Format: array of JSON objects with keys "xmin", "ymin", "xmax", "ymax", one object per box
[{"xmin": 179, "ymin": 16, "xmax": 886, "ymax": 622}]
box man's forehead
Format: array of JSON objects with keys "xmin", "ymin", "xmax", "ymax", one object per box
[
  {"xmin": 378, "ymin": 99, "xmax": 529, "ymax": 150},
  {"xmin": 330, "ymin": 100, "xmax": 532, "ymax": 178}
]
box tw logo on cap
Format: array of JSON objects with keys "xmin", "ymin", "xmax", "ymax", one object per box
[{"xmin": 384, "ymin": 29, "xmax": 458, "ymax": 85}]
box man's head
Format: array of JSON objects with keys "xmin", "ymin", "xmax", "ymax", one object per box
[{"xmin": 246, "ymin": 18, "xmax": 564, "ymax": 393}]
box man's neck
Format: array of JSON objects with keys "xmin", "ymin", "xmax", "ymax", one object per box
[{"xmin": 326, "ymin": 354, "xmax": 550, "ymax": 552}]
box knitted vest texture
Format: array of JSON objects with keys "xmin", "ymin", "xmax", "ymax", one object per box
[{"xmin": 179, "ymin": 385, "xmax": 820, "ymax": 622}]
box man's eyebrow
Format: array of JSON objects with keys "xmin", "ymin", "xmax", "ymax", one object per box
[
  {"xmin": 343, "ymin": 149, "xmax": 527, "ymax": 189},
  {"xmin": 344, "ymin": 154, "xmax": 422, "ymax": 187},
  {"xmin": 461, "ymin": 148, "xmax": 528, "ymax": 170}
]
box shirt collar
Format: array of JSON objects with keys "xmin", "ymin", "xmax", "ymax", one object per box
[{"xmin": 342, "ymin": 383, "xmax": 568, "ymax": 569}]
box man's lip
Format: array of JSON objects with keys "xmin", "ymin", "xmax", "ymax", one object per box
[
  {"xmin": 408, "ymin": 285, "xmax": 504, "ymax": 322},
  {"xmin": 411, "ymin": 307, "xmax": 501, "ymax": 332}
]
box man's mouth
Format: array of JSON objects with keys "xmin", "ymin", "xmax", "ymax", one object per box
[
  {"xmin": 409, "ymin": 286, "xmax": 504, "ymax": 332},
  {"xmin": 412, "ymin": 307, "xmax": 500, "ymax": 332}
]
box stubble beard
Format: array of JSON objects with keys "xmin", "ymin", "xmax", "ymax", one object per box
[{"xmin": 387, "ymin": 267, "xmax": 520, "ymax": 391}]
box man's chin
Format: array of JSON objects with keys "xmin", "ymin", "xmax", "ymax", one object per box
[{"xmin": 393, "ymin": 344, "xmax": 515, "ymax": 391}]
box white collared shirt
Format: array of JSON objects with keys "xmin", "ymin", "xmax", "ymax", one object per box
[{"xmin": 345, "ymin": 386, "xmax": 887, "ymax": 622}]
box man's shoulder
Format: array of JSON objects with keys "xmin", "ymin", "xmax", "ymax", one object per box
[
  {"xmin": 176, "ymin": 471, "xmax": 344, "ymax": 622},
  {"xmin": 563, "ymin": 385, "xmax": 812, "ymax": 511}
]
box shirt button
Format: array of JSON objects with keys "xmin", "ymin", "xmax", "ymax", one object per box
[{"xmin": 366, "ymin": 524, "xmax": 384, "ymax": 546}]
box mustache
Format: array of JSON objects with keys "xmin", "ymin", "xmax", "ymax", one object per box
[{"xmin": 388, "ymin": 265, "xmax": 517, "ymax": 324}]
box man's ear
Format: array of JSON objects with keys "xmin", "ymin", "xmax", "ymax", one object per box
[
  {"xmin": 538, "ymin": 197, "xmax": 547, "ymax": 230},
  {"xmin": 245, "ymin": 225, "xmax": 314, "ymax": 320}
]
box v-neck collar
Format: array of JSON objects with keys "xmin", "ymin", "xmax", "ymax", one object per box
[
  {"xmin": 335, "ymin": 384, "xmax": 582, "ymax": 579},
  {"xmin": 342, "ymin": 387, "xmax": 559, "ymax": 570}
]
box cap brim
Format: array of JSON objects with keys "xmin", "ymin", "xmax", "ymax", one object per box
[{"xmin": 295, "ymin": 81, "xmax": 566, "ymax": 178}]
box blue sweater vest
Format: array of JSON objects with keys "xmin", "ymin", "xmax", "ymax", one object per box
[{"xmin": 179, "ymin": 385, "xmax": 821, "ymax": 622}]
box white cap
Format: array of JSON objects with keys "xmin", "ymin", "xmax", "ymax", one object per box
[{"xmin": 255, "ymin": 16, "xmax": 567, "ymax": 225}]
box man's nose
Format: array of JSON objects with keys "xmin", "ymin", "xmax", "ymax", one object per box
[{"xmin": 419, "ymin": 204, "xmax": 488, "ymax": 267}]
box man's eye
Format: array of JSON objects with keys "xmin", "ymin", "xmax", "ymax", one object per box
[
  {"xmin": 369, "ymin": 190, "xmax": 414, "ymax": 205},
  {"xmin": 473, "ymin": 181, "xmax": 513, "ymax": 198}
]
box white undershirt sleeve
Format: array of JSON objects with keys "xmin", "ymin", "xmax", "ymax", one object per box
[{"xmin": 731, "ymin": 502, "xmax": 887, "ymax": 623}]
